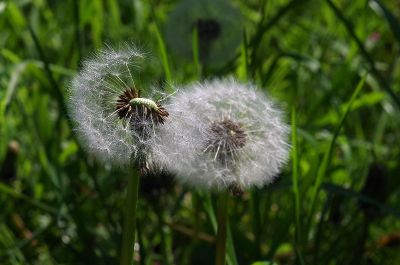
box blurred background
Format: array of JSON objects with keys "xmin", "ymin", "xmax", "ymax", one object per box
[{"xmin": 1, "ymin": 0, "xmax": 400, "ymax": 264}]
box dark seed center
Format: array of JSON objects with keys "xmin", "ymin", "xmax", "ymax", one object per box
[
  {"xmin": 195, "ymin": 19, "xmax": 221, "ymax": 42},
  {"xmin": 206, "ymin": 118, "xmax": 247, "ymax": 195},
  {"xmin": 206, "ymin": 118, "xmax": 246, "ymax": 160},
  {"xmin": 115, "ymin": 88, "xmax": 169, "ymax": 127}
]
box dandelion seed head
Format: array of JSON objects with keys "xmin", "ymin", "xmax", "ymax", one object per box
[
  {"xmin": 165, "ymin": 0, "xmax": 243, "ymax": 64},
  {"xmin": 68, "ymin": 44, "xmax": 167, "ymax": 167},
  {"xmin": 152, "ymin": 78, "xmax": 290, "ymax": 190}
]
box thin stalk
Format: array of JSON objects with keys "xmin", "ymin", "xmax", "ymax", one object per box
[
  {"xmin": 151, "ymin": 8, "xmax": 172, "ymax": 89},
  {"xmin": 137, "ymin": 219, "xmax": 146, "ymax": 265},
  {"xmin": 192, "ymin": 27, "xmax": 201, "ymax": 78},
  {"xmin": 0, "ymin": 182, "xmax": 58, "ymax": 215},
  {"xmin": 306, "ymin": 76, "xmax": 366, "ymax": 235},
  {"xmin": 215, "ymin": 192, "xmax": 229, "ymax": 265},
  {"xmin": 292, "ymin": 119, "xmax": 305, "ymax": 265},
  {"xmin": 250, "ymin": 190, "xmax": 261, "ymax": 258},
  {"xmin": 73, "ymin": 0, "xmax": 82, "ymax": 63},
  {"xmin": 156, "ymin": 208, "xmax": 174, "ymax": 265},
  {"xmin": 240, "ymin": 29, "xmax": 250, "ymax": 81},
  {"xmin": 120, "ymin": 167, "xmax": 141, "ymax": 265},
  {"xmin": 291, "ymin": 106, "xmax": 303, "ymax": 248},
  {"xmin": 249, "ymin": 0, "xmax": 305, "ymax": 73},
  {"xmin": 182, "ymin": 192, "xmax": 201, "ymax": 264}
]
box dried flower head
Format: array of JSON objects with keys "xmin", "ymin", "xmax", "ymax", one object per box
[
  {"xmin": 165, "ymin": 0, "xmax": 243, "ymax": 64},
  {"xmin": 68, "ymin": 44, "xmax": 168, "ymax": 167},
  {"xmin": 152, "ymin": 78, "xmax": 290, "ymax": 191}
]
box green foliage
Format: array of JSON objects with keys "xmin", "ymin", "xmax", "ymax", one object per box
[{"xmin": 1, "ymin": 0, "xmax": 400, "ymax": 264}]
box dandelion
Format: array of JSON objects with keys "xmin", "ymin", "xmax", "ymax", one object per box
[
  {"xmin": 165, "ymin": 0, "xmax": 243, "ymax": 65},
  {"xmin": 152, "ymin": 78, "xmax": 290, "ymax": 265},
  {"xmin": 153, "ymin": 78, "xmax": 290, "ymax": 193},
  {"xmin": 68, "ymin": 44, "xmax": 169, "ymax": 265},
  {"xmin": 68, "ymin": 44, "xmax": 168, "ymax": 171}
]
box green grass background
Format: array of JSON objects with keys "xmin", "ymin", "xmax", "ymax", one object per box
[{"xmin": 1, "ymin": 0, "xmax": 400, "ymax": 264}]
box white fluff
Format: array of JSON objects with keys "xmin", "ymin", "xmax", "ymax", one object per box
[
  {"xmin": 152, "ymin": 78, "xmax": 290, "ymax": 190},
  {"xmin": 68, "ymin": 44, "xmax": 162, "ymax": 166}
]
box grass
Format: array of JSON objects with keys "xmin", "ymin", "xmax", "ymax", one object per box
[{"xmin": 1, "ymin": 0, "xmax": 400, "ymax": 264}]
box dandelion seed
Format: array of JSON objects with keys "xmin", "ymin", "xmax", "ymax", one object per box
[
  {"xmin": 152, "ymin": 78, "xmax": 290, "ymax": 192},
  {"xmin": 68, "ymin": 44, "xmax": 168, "ymax": 169}
]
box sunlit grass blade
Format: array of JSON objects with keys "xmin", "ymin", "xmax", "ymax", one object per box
[
  {"xmin": 291, "ymin": 106, "xmax": 304, "ymax": 264},
  {"xmin": 238, "ymin": 29, "xmax": 249, "ymax": 81},
  {"xmin": 192, "ymin": 27, "xmax": 201, "ymax": 78},
  {"xmin": 151, "ymin": 11, "xmax": 172, "ymax": 89},
  {"xmin": 306, "ymin": 75, "xmax": 366, "ymax": 234}
]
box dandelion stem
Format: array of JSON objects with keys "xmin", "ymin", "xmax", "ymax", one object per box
[
  {"xmin": 216, "ymin": 192, "xmax": 229, "ymax": 265},
  {"xmin": 120, "ymin": 167, "xmax": 140, "ymax": 265}
]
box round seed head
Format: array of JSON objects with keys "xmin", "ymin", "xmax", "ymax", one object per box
[
  {"xmin": 165, "ymin": 0, "xmax": 243, "ymax": 64},
  {"xmin": 152, "ymin": 78, "xmax": 290, "ymax": 191},
  {"xmin": 68, "ymin": 44, "xmax": 168, "ymax": 167}
]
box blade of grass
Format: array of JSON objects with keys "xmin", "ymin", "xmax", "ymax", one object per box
[
  {"xmin": 151, "ymin": 10, "xmax": 172, "ymax": 89},
  {"xmin": 0, "ymin": 183, "xmax": 58, "ymax": 215},
  {"xmin": 306, "ymin": 75, "xmax": 366, "ymax": 235},
  {"xmin": 203, "ymin": 194, "xmax": 239, "ymax": 265},
  {"xmin": 89, "ymin": 0, "xmax": 104, "ymax": 48},
  {"xmin": 16, "ymin": 99, "xmax": 62, "ymax": 192},
  {"xmin": 27, "ymin": 25, "xmax": 89, "ymax": 166},
  {"xmin": 250, "ymin": 0, "xmax": 307, "ymax": 73},
  {"xmin": 215, "ymin": 0, "xmax": 306, "ymax": 76},
  {"xmin": 215, "ymin": 192, "xmax": 228, "ymax": 265},
  {"xmin": 291, "ymin": 106, "xmax": 304, "ymax": 264},
  {"xmin": 73, "ymin": 0, "xmax": 82, "ymax": 62},
  {"xmin": 226, "ymin": 223, "xmax": 239, "ymax": 265},
  {"xmin": 322, "ymin": 183, "xmax": 400, "ymax": 219},
  {"xmin": 12, "ymin": 219, "xmax": 54, "ymax": 250},
  {"xmin": 244, "ymin": 29, "xmax": 263, "ymax": 258},
  {"xmin": 3, "ymin": 63, "xmax": 26, "ymax": 113},
  {"xmin": 313, "ymin": 191, "xmax": 333, "ymax": 265},
  {"xmin": 192, "ymin": 27, "xmax": 201, "ymax": 78},
  {"xmin": 0, "ymin": 63, "xmax": 27, "ymax": 148},
  {"xmin": 250, "ymin": 190, "xmax": 262, "ymax": 258},
  {"xmin": 325, "ymin": 0, "xmax": 400, "ymax": 110},
  {"xmin": 155, "ymin": 207, "xmax": 174, "ymax": 265},
  {"xmin": 28, "ymin": 26, "xmax": 99, "ymax": 177},
  {"xmin": 28, "ymin": 26, "xmax": 68, "ymax": 120},
  {"xmin": 239, "ymin": 29, "xmax": 250, "ymax": 81},
  {"xmin": 369, "ymin": 0, "xmax": 400, "ymax": 44}
]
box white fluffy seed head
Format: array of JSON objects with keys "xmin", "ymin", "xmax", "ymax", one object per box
[
  {"xmin": 152, "ymin": 78, "xmax": 290, "ymax": 191},
  {"xmin": 68, "ymin": 44, "xmax": 167, "ymax": 167}
]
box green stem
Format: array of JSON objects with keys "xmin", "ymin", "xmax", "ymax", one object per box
[
  {"xmin": 192, "ymin": 27, "xmax": 201, "ymax": 78},
  {"xmin": 215, "ymin": 192, "xmax": 229, "ymax": 265},
  {"xmin": 250, "ymin": 190, "xmax": 261, "ymax": 258},
  {"xmin": 120, "ymin": 167, "xmax": 141, "ymax": 265}
]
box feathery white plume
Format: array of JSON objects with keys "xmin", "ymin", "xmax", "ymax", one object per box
[
  {"xmin": 152, "ymin": 78, "xmax": 290, "ymax": 191},
  {"xmin": 68, "ymin": 44, "xmax": 168, "ymax": 167}
]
